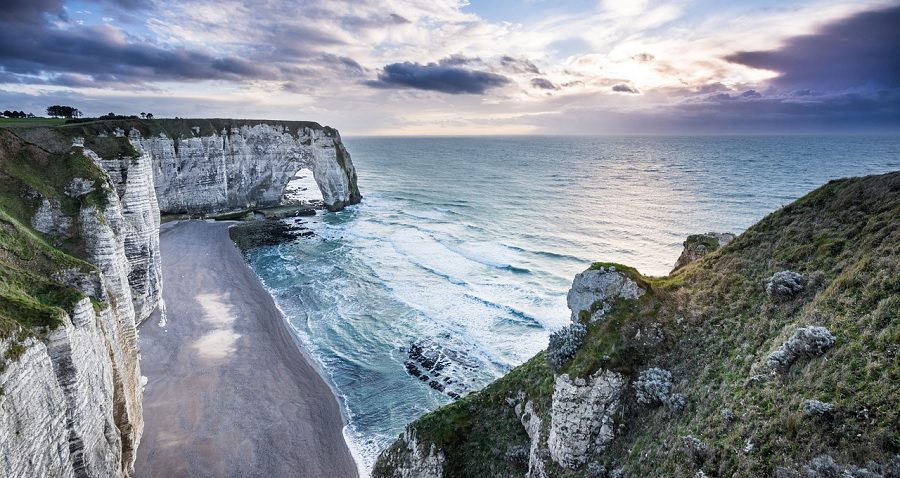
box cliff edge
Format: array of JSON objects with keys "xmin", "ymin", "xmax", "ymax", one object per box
[
  {"xmin": 374, "ymin": 171, "xmax": 900, "ymax": 478},
  {"xmin": 0, "ymin": 118, "xmax": 361, "ymax": 477}
]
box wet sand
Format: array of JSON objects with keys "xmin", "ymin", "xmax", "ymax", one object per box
[{"xmin": 135, "ymin": 221, "xmax": 358, "ymax": 478}]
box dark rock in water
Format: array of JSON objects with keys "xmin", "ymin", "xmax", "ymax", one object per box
[
  {"xmin": 229, "ymin": 219, "xmax": 312, "ymax": 251},
  {"xmin": 403, "ymin": 336, "xmax": 483, "ymax": 400}
]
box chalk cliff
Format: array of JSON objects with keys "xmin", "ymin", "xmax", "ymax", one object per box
[{"xmin": 0, "ymin": 118, "xmax": 360, "ymax": 477}]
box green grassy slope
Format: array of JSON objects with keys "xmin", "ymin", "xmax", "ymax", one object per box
[
  {"xmin": 374, "ymin": 171, "xmax": 900, "ymax": 477},
  {"xmin": 0, "ymin": 129, "xmax": 102, "ymax": 355}
]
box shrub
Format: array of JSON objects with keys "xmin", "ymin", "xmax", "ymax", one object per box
[{"xmin": 546, "ymin": 322, "xmax": 587, "ymax": 371}]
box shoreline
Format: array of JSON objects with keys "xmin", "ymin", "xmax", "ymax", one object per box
[
  {"xmin": 262, "ymin": 290, "xmax": 371, "ymax": 476},
  {"xmin": 135, "ymin": 220, "xmax": 358, "ymax": 477}
]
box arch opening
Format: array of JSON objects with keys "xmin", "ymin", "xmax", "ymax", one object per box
[{"xmin": 282, "ymin": 167, "xmax": 325, "ymax": 208}]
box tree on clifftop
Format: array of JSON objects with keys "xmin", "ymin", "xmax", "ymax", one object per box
[{"xmin": 46, "ymin": 105, "xmax": 82, "ymax": 118}]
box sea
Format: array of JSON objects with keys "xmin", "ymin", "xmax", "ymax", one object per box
[{"xmin": 242, "ymin": 135, "xmax": 899, "ymax": 472}]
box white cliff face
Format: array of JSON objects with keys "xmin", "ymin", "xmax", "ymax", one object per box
[
  {"xmin": 516, "ymin": 400, "xmax": 548, "ymax": 478},
  {"xmin": 1, "ymin": 166, "xmax": 145, "ymax": 477},
  {"xmin": 78, "ymin": 198, "xmax": 144, "ymax": 475},
  {"xmin": 132, "ymin": 123, "xmax": 360, "ymax": 213},
  {"xmin": 89, "ymin": 146, "xmax": 163, "ymax": 323},
  {"xmin": 567, "ymin": 265, "xmax": 644, "ymax": 322},
  {"xmin": 0, "ymin": 337, "xmax": 73, "ymax": 477},
  {"xmin": 547, "ymin": 370, "xmax": 625, "ymax": 469}
]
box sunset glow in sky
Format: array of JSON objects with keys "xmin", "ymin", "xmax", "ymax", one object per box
[{"xmin": 1, "ymin": 0, "xmax": 898, "ymax": 135}]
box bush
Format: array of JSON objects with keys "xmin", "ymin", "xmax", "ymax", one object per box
[{"xmin": 546, "ymin": 322, "xmax": 587, "ymax": 371}]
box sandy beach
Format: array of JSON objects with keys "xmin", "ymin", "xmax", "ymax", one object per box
[{"xmin": 135, "ymin": 221, "xmax": 358, "ymax": 478}]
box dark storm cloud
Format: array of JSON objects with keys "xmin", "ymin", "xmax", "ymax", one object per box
[
  {"xmin": 611, "ymin": 84, "xmax": 639, "ymax": 94},
  {"xmin": 650, "ymin": 5, "xmax": 900, "ymax": 132},
  {"xmin": 531, "ymin": 78, "xmax": 559, "ymax": 90},
  {"xmin": 365, "ymin": 62, "xmax": 510, "ymax": 94},
  {"xmin": 0, "ymin": 0, "xmax": 374, "ymax": 87},
  {"xmin": 726, "ymin": 5, "xmax": 900, "ymax": 91}
]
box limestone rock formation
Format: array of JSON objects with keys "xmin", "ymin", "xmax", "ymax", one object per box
[
  {"xmin": 132, "ymin": 123, "xmax": 361, "ymax": 213},
  {"xmin": 516, "ymin": 400, "xmax": 548, "ymax": 478},
  {"xmin": 567, "ymin": 264, "xmax": 644, "ymax": 322},
  {"xmin": 672, "ymin": 232, "xmax": 734, "ymax": 271},
  {"xmin": 547, "ymin": 370, "xmax": 624, "ymax": 469},
  {"xmin": 374, "ymin": 429, "xmax": 445, "ymax": 478}
]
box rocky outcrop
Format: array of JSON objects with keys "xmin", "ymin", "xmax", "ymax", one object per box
[
  {"xmin": 132, "ymin": 123, "xmax": 360, "ymax": 213},
  {"xmin": 672, "ymin": 232, "xmax": 734, "ymax": 271},
  {"xmin": 547, "ymin": 370, "xmax": 624, "ymax": 469},
  {"xmin": 516, "ymin": 400, "xmax": 548, "ymax": 478},
  {"xmin": 567, "ymin": 265, "xmax": 644, "ymax": 322},
  {"xmin": 374, "ymin": 429, "xmax": 445, "ymax": 478}
]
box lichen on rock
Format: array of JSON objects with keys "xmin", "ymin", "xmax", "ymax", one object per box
[
  {"xmin": 767, "ymin": 326, "xmax": 836, "ymax": 373},
  {"xmin": 766, "ymin": 270, "xmax": 806, "ymax": 299}
]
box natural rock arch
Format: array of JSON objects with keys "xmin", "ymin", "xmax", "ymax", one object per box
[{"xmin": 130, "ymin": 123, "xmax": 361, "ymax": 214}]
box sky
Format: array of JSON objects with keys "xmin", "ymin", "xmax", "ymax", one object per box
[{"xmin": 1, "ymin": 0, "xmax": 898, "ymax": 135}]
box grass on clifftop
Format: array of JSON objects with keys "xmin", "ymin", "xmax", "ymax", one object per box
[{"xmin": 374, "ymin": 171, "xmax": 900, "ymax": 478}]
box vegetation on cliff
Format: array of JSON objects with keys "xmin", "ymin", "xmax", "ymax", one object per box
[
  {"xmin": 374, "ymin": 171, "xmax": 900, "ymax": 477},
  {"xmin": 0, "ymin": 129, "xmax": 103, "ymax": 348}
]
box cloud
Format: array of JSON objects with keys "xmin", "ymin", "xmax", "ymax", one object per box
[
  {"xmin": 611, "ymin": 83, "xmax": 639, "ymax": 94},
  {"xmin": 530, "ymin": 78, "xmax": 559, "ymax": 90},
  {"xmin": 365, "ymin": 62, "xmax": 510, "ymax": 94},
  {"xmin": 499, "ymin": 56, "xmax": 541, "ymax": 74},
  {"xmin": 726, "ymin": 5, "xmax": 900, "ymax": 91}
]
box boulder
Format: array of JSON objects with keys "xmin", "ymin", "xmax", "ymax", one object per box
[
  {"xmin": 567, "ymin": 265, "xmax": 644, "ymax": 322},
  {"xmin": 672, "ymin": 232, "xmax": 735, "ymax": 271}
]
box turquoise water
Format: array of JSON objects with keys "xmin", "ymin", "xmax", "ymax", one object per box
[{"xmin": 243, "ymin": 136, "xmax": 899, "ymax": 469}]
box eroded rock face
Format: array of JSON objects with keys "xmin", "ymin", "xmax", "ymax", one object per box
[
  {"xmin": 2, "ymin": 163, "xmax": 146, "ymax": 477},
  {"xmin": 567, "ymin": 265, "xmax": 644, "ymax": 322},
  {"xmin": 767, "ymin": 326, "xmax": 836, "ymax": 373},
  {"xmin": 516, "ymin": 400, "xmax": 548, "ymax": 478},
  {"xmin": 547, "ymin": 370, "xmax": 625, "ymax": 469},
  {"xmin": 672, "ymin": 232, "xmax": 734, "ymax": 272},
  {"xmin": 374, "ymin": 429, "xmax": 445, "ymax": 478},
  {"xmin": 132, "ymin": 124, "xmax": 360, "ymax": 213},
  {"xmin": 89, "ymin": 147, "xmax": 163, "ymax": 323}
]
